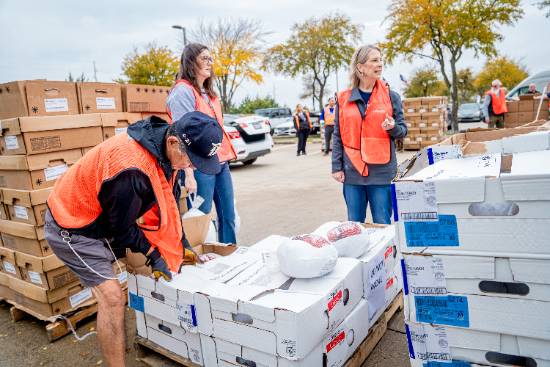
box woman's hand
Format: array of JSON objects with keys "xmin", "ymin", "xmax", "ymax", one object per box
[
  {"xmin": 184, "ymin": 168, "xmax": 197, "ymax": 194},
  {"xmin": 381, "ymin": 113, "xmax": 395, "ymax": 131},
  {"xmin": 332, "ymin": 171, "xmax": 345, "ymax": 183}
]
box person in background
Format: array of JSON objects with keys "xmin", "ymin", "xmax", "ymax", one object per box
[
  {"xmin": 321, "ymin": 97, "xmax": 336, "ymax": 156},
  {"xmin": 332, "ymin": 44, "xmax": 407, "ymax": 224},
  {"xmin": 166, "ymin": 43, "xmax": 238, "ymax": 244},
  {"xmin": 526, "ymin": 83, "xmax": 540, "ymax": 95},
  {"xmin": 482, "ymin": 79, "xmax": 508, "ymax": 129},
  {"xmin": 294, "ymin": 104, "xmax": 312, "ymax": 156}
]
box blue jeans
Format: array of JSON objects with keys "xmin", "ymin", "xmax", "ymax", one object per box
[
  {"xmin": 186, "ymin": 163, "xmax": 236, "ymax": 244},
  {"xmin": 343, "ymin": 184, "xmax": 392, "ymax": 224}
]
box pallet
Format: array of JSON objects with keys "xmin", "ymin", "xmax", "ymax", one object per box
[{"xmin": 134, "ymin": 292, "xmax": 404, "ymax": 367}]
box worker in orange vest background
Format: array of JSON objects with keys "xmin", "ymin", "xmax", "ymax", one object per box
[
  {"xmin": 482, "ymin": 79, "xmax": 508, "ymax": 128},
  {"xmin": 321, "ymin": 96, "xmax": 336, "ymax": 156},
  {"xmin": 45, "ymin": 112, "xmax": 223, "ymax": 367}
]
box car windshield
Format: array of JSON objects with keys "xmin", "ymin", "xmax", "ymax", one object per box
[{"xmin": 459, "ymin": 103, "xmax": 479, "ymax": 111}]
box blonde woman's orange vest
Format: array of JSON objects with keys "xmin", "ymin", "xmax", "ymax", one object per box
[
  {"xmin": 486, "ymin": 88, "xmax": 508, "ymax": 115},
  {"xmin": 167, "ymin": 79, "xmax": 236, "ymax": 163},
  {"xmin": 47, "ymin": 133, "xmax": 184, "ymax": 272},
  {"xmin": 337, "ymin": 80, "xmax": 392, "ymax": 177}
]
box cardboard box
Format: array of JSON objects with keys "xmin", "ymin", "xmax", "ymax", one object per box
[
  {"xmin": 122, "ymin": 84, "xmax": 170, "ymax": 113},
  {"xmin": 393, "ymin": 151, "xmax": 550, "ymax": 257},
  {"xmin": 408, "ymin": 127, "xmax": 420, "ymax": 135},
  {"xmin": 15, "ymin": 252, "xmax": 78, "ymax": 290},
  {"xmin": 0, "ymin": 220, "xmax": 51, "ymax": 257},
  {"xmin": 406, "ymin": 321, "xmax": 550, "ymax": 367},
  {"xmin": 0, "ymin": 81, "xmax": 79, "ymax": 119},
  {"xmin": 0, "ymin": 272, "xmax": 15, "ymax": 301},
  {"xmin": 504, "ymin": 112, "xmax": 520, "ymax": 126},
  {"xmin": 0, "ymin": 114, "xmax": 102, "ymax": 155},
  {"xmin": 0, "ymin": 149, "xmax": 82, "ymax": 190},
  {"xmin": 0, "ymin": 247, "xmax": 23, "ymax": 279},
  {"xmin": 216, "ymin": 299, "xmax": 371, "ymax": 367},
  {"xmin": 421, "ymin": 111, "xmax": 441, "ymax": 120},
  {"xmin": 2, "ymin": 188, "xmax": 51, "ymax": 225},
  {"xmin": 519, "ymin": 99, "xmax": 534, "ymax": 113},
  {"xmin": 517, "ymin": 111, "xmax": 535, "ymax": 124},
  {"xmin": 404, "ymin": 112, "xmax": 422, "ymax": 119},
  {"xmin": 403, "ymin": 142, "xmax": 421, "ymax": 150},
  {"xmin": 100, "ymin": 112, "xmax": 142, "ymax": 140},
  {"xmin": 507, "ymin": 100, "xmax": 519, "ymax": 113},
  {"xmin": 420, "ymin": 140, "xmax": 437, "ymax": 148},
  {"xmin": 77, "ymin": 82, "xmax": 123, "ymax": 114}
]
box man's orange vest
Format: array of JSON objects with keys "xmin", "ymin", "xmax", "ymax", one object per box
[
  {"xmin": 486, "ymin": 88, "xmax": 508, "ymax": 115},
  {"xmin": 167, "ymin": 79, "xmax": 236, "ymax": 163},
  {"xmin": 324, "ymin": 106, "xmax": 336, "ymax": 126},
  {"xmin": 337, "ymin": 80, "xmax": 392, "ymax": 177},
  {"xmin": 47, "ymin": 133, "xmax": 184, "ymax": 272},
  {"xmin": 294, "ymin": 111, "xmax": 312, "ymax": 129}
]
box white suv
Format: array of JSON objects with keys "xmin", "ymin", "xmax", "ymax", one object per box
[{"xmin": 224, "ymin": 114, "xmax": 273, "ymax": 165}]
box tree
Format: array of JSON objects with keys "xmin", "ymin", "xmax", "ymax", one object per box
[
  {"xmin": 193, "ymin": 18, "xmax": 266, "ymax": 113},
  {"xmin": 455, "ymin": 68, "xmax": 477, "ymax": 102},
  {"xmin": 403, "ymin": 67, "xmax": 446, "ymax": 98},
  {"xmin": 231, "ymin": 95, "xmax": 279, "ymax": 114},
  {"xmin": 538, "ymin": 0, "xmax": 550, "ymax": 17},
  {"xmin": 118, "ymin": 43, "xmax": 179, "ymax": 86},
  {"xmin": 66, "ymin": 72, "xmax": 87, "ymax": 82},
  {"xmin": 383, "ymin": 0, "xmax": 523, "ymax": 131},
  {"xmin": 474, "ymin": 56, "xmax": 528, "ymax": 94},
  {"xmin": 265, "ymin": 13, "xmax": 362, "ymax": 111}
]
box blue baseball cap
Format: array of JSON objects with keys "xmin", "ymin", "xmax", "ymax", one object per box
[{"xmin": 173, "ymin": 111, "xmax": 223, "ymax": 175}]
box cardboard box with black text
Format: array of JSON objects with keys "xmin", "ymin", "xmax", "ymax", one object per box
[
  {"xmin": 2, "ymin": 187, "xmax": 51, "ymax": 225},
  {"xmin": 100, "ymin": 112, "xmax": 142, "ymax": 140},
  {"xmin": 15, "ymin": 251, "xmax": 79, "ymax": 290},
  {"xmin": 0, "ymin": 219, "xmax": 51, "ymax": 257},
  {"xmin": 122, "ymin": 84, "xmax": 171, "ymax": 113},
  {"xmin": 77, "ymin": 82, "xmax": 123, "ymax": 114},
  {"xmin": 0, "ymin": 247, "xmax": 23, "ymax": 279}
]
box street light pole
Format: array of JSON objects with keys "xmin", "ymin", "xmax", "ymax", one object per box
[{"xmin": 172, "ymin": 25, "xmax": 187, "ymax": 48}]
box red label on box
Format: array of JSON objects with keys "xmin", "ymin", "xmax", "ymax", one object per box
[
  {"xmin": 386, "ymin": 277, "xmax": 394, "ymax": 289},
  {"xmin": 326, "ymin": 331, "xmax": 346, "ymax": 353},
  {"xmin": 384, "ymin": 245, "xmax": 393, "ymax": 259},
  {"xmin": 327, "ymin": 289, "xmax": 343, "ymax": 312}
]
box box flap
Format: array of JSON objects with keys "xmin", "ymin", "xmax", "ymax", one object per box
[
  {"xmin": 2, "ymin": 188, "xmax": 51, "ymax": 206},
  {"xmin": 0, "ymin": 155, "xmax": 29, "ymax": 170},
  {"xmin": 502, "ymin": 131, "xmax": 550, "ymax": 154},
  {"xmin": 0, "ymin": 118, "xmax": 22, "ymax": 136},
  {"xmin": 18, "ymin": 114, "xmax": 102, "ymax": 132},
  {"xmin": 0, "ymin": 219, "xmax": 39, "ymax": 239},
  {"xmin": 500, "ymin": 151, "xmax": 550, "ymax": 201},
  {"xmin": 100, "ymin": 112, "xmax": 142, "ymax": 127},
  {"xmin": 26, "ymin": 149, "xmax": 82, "ymax": 171},
  {"xmin": 407, "ymin": 154, "xmax": 502, "ymax": 181},
  {"xmin": 0, "ymin": 246, "xmax": 16, "ymax": 262},
  {"xmin": 181, "ymin": 213, "xmax": 211, "ymax": 247},
  {"xmin": 15, "ymin": 252, "xmax": 64, "ymax": 272},
  {"xmin": 0, "ymin": 272, "xmax": 8, "ymax": 286}
]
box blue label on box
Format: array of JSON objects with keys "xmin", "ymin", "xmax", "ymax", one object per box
[
  {"xmin": 427, "ymin": 148, "xmax": 435, "ymax": 165},
  {"xmin": 425, "ymin": 361, "xmax": 471, "ymax": 367},
  {"xmin": 404, "ymin": 215, "xmax": 459, "ymax": 247},
  {"xmin": 414, "ymin": 295, "xmax": 469, "ymax": 328},
  {"xmin": 129, "ymin": 292, "xmax": 144, "ymax": 312}
]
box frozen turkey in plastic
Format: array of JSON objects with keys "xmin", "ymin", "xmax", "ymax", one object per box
[
  {"xmin": 277, "ymin": 234, "xmax": 338, "ymax": 278},
  {"xmin": 314, "ymin": 221, "xmax": 370, "ymax": 258}
]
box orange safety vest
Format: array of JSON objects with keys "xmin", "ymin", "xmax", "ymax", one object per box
[
  {"xmin": 294, "ymin": 111, "xmax": 312, "ymax": 129},
  {"xmin": 337, "ymin": 80, "xmax": 392, "ymax": 176},
  {"xmin": 324, "ymin": 106, "xmax": 336, "ymax": 126},
  {"xmin": 167, "ymin": 79, "xmax": 236, "ymax": 163},
  {"xmin": 47, "ymin": 133, "xmax": 184, "ymax": 272},
  {"xmin": 486, "ymin": 88, "xmax": 508, "ymax": 115}
]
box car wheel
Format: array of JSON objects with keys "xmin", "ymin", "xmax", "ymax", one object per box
[{"xmin": 242, "ymin": 158, "xmax": 257, "ymax": 165}]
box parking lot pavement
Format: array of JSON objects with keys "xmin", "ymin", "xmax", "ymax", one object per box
[{"xmin": 0, "ymin": 142, "xmax": 415, "ymax": 367}]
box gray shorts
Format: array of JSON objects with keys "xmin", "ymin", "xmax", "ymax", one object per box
[{"xmin": 44, "ymin": 209, "xmax": 115, "ymax": 287}]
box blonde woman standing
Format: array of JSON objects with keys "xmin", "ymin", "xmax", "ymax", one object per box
[{"xmin": 293, "ymin": 104, "xmax": 312, "ymax": 156}]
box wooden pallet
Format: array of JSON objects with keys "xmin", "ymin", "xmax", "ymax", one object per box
[{"xmin": 135, "ymin": 292, "xmax": 404, "ymax": 367}]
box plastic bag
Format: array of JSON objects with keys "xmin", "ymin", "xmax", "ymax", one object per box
[
  {"xmin": 277, "ymin": 234, "xmax": 338, "ymax": 278},
  {"xmin": 314, "ymin": 221, "xmax": 370, "ymax": 258}
]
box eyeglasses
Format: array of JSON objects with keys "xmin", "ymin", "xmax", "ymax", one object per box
[{"xmin": 199, "ymin": 55, "xmax": 214, "ymax": 64}]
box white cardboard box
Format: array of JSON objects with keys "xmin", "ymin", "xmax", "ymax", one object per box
[
  {"xmin": 393, "ymin": 151, "xmax": 550, "ymax": 256},
  {"xmin": 406, "ymin": 321, "xmax": 550, "ymax": 367},
  {"xmin": 216, "ymin": 299, "xmax": 370, "ymax": 367},
  {"xmin": 128, "ymin": 274, "xmax": 147, "ymax": 339}
]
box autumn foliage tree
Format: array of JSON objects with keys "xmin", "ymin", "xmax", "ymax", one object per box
[
  {"xmin": 403, "ymin": 67, "xmax": 446, "ymax": 98},
  {"xmin": 474, "ymin": 57, "xmax": 528, "ymax": 94},
  {"xmin": 118, "ymin": 44, "xmax": 179, "ymax": 86},
  {"xmin": 266, "ymin": 14, "xmax": 362, "ymax": 111},
  {"xmin": 383, "ymin": 0, "xmax": 523, "ymax": 131},
  {"xmin": 193, "ymin": 18, "xmax": 266, "ymax": 112}
]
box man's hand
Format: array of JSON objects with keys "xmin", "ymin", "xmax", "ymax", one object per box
[
  {"xmin": 146, "ymin": 248, "xmax": 172, "ymax": 281},
  {"xmin": 332, "ymin": 171, "xmax": 345, "ymax": 183},
  {"xmin": 184, "ymin": 171, "xmax": 197, "ymax": 195}
]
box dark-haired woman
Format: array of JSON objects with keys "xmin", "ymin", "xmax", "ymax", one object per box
[{"xmin": 166, "ymin": 43, "xmax": 238, "ymax": 244}]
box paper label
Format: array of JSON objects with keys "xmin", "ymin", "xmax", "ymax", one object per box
[
  {"xmin": 177, "ymin": 303, "xmax": 197, "ymax": 329},
  {"xmin": 3, "ymin": 261, "xmax": 16, "ymax": 275},
  {"xmin": 117, "ymin": 271, "xmax": 127, "ymax": 284},
  {"xmin": 393, "ymin": 181, "xmax": 438, "ymax": 222},
  {"xmin": 4, "ymin": 136, "xmax": 19, "ymax": 150},
  {"xmin": 129, "ymin": 292, "xmax": 144, "ymax": 312},
  {"xmin": 407, "ymin": 108, "xmax": 415, "ymax": 113},
  {"xmin": 96, "ymin": 97, "xmax": 116, "ymax": 110},
  {"xmin": 44, "ymin": 98, "xmax": 69, "ymax": 113},
  {"xmin": 406, "ymin": 323, "xmax": 452, "ymax": 363},
  {"xmin": 281, "ymin": 339, "xmax": 297, "ymax": 358},
  {"xmin": 114, "ymin": 127, "xmax": 127, "ymax": 135},
  {"xmin": 327, "ymin": 288, "xmax": 343, "ymax": 312},
  {"xmin": 69, "ymin": 288, "xmax": 93, "ymax": 308},
  {"xmin": 414, "ymin": 295, "xmax": 469, "ymax": 328},
  {"xmin": 14, "ymin": 205, "xmax": 29, "ymax": 220},
  {"xmin": 366, "ymin": 250, "xmax": 386, "ymax": 322},
  {"xmin": 44, "ymin": 164, "xmax": 68, "ymax": 181},
  {"xmin": 28, "ymin": 270, "xmax": 43, "ymax": 285},
  {"xmin": 404, "ymin": 215, "xmax": 459, "ymax": 247},
  {"xmin": 427, "ymin": 146, "xmax": 462, "ymax": 165},
  {"xmin": 409, "ymin": 154, "xmax": 501, "ymax": 181},
  {"xmin": 405, "ymin": 257, "xmax": 447, "ymax": 295}
]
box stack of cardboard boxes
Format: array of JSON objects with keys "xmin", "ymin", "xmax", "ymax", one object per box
[
  {"xmin": 504, "ymin": 95, "xmax": 549, "ymax": 128},
  {"xmin": 392, "ymin": 129, "xmax": 550, "ymax": 366},
  {"xmin": 402, "ymin": 96, "xmax": 448, "ymax": 150},
  {"xmin": 127, "ymin": 221, "xmax": 403, "ymax": 366},
  {"xmin": 0, "ymin": 80, "xmax": 144, "ymax": 319}
]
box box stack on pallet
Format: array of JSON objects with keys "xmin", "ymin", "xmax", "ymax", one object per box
[
  {"xmin": 127, "ymin": 219, "xmax": 404, "ymax": 367},
  {"xmin": 392, "ymin": 125, "xmax": 550, "ymax": 366},
  {"xmin": 504, "ymin": 95, "xmax": 549, "ymax": 128},
  {"xmin": 402, "ymin": 96, "xmax": 448, "ymax": 150},
  {"xmin": 0, "ymin": 80, "xmax": 163, "ymax": 339}
]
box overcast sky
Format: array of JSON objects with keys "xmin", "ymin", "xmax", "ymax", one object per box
[{"xmin": 1, "ymin": 0, "xmax": 548, "ymax": 109}]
